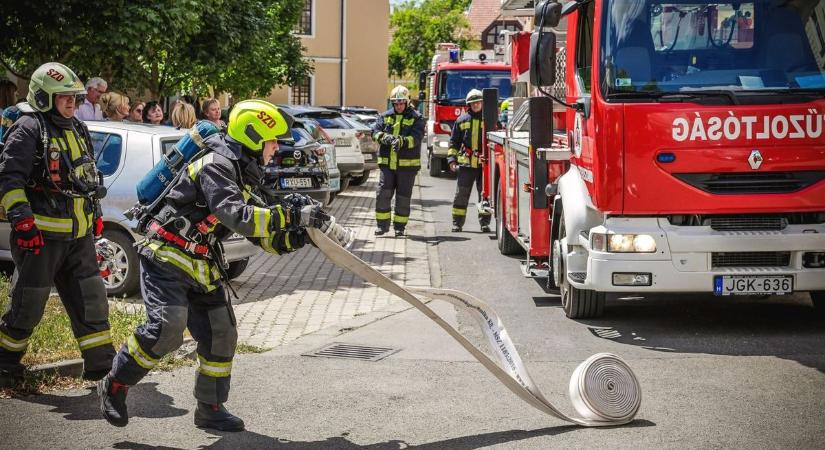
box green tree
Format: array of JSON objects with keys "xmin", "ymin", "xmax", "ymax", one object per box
[
  {"xmin": 0, "ymin": 0, "xmax": 312, "ymax": 100},
  {"xmin": 388, "ymin": 0, "xmax": 473, "ymax": 78}
]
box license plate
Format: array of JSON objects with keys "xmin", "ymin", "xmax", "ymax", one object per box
[
  {"xmin": 364, "ymin": 153, "xmax": 373, "ymax": 160},
  {"xmin": 713, "ymin": 275, "xmax": 793, "ymax": 296},
  {"xmin": 281, "ymin": 177, "xmax": 313, "ymax": 189}
]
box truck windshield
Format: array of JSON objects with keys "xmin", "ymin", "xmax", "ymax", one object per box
[
  {"xmin": 437, "ymin": 70, "xmax": 512, "ymax": 105},
  {"xmin": 600, "ymin": 0, "xmax": 825, "ymax": 97}
]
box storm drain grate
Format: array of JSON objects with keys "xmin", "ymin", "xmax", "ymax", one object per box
[{"xmin": 303, "ymin": 343, "xmax": 400, "ymax": 362}]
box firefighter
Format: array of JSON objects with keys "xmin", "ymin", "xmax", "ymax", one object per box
[
  {"xmin": 371, "ymin": 85, "xmax": 425, "ymax": 237},
  {"xmin": 0, "ymin": 62, "xmax": 114, "ymax": 384},
  {"xmin": 448, "ymin": 89, "xmax": 492, "ymax": 233},
  {"xmin": 97, "ymin": 100, "xmax": 319, "ymax": 432}
]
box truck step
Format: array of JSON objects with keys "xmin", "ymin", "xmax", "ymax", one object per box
[{"xmin": 520, "ymin": 260, "xmax": 549, "ymax": 278}]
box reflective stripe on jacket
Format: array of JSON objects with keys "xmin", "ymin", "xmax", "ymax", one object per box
[
  {"xmin": 371, "ymin": 107, "xmax": 424, "ymax": 171},
  {"xmin": 447, "ymin": 111, "xmax": 484, "ymax": 169}
]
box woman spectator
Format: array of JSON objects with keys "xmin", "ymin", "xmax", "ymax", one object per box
[
  {"xmin": 142, "ymin": 101, "xmax": 164, "ymax": 125},
  {"xmin": 127, "ymin": 101, "xmax": 145, "ymax": 122},
  {"xmin": 170, "ymin": 101, "xmax": 196, "ymax": 129},
  {"xmin": 100, "ymin": 92, "xmax": 130, "ymax": 121},
  {"xmin": 201, "ymin": 98, "xmax": 225, "ymax": 128}
]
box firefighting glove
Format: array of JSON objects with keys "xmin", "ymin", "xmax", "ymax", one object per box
[
  {"xmin": 297, "ymin": 204, "xmax": 330, "ymax": 229},
  {"xmin": 380, "ymin": 134, "xmax": 398, "ymax": 147},
  {"xmin": 94, "ymin": 217, "xmax": 104, "ymax": 239},
  {"xmin": 269, "ymin": 229, "xmax": 306, "ymax": 254},
  {"xmin": 13, "ymin": 217, "xmax": 44, "ymax": 255}
]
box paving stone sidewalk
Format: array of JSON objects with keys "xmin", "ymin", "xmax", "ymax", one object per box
[{"xmin": 229, "ymin": 173, "xmax": 434, "ymax": 348}]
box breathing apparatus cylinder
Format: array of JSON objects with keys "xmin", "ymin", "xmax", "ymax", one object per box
[{"xmin": 137, "ymin": 120, "xmax": 220, "ymax": 205}]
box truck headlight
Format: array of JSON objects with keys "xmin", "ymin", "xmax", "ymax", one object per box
[{"xmin": 591, "ymin": 233, "xmax": 657, "ymax": 253}]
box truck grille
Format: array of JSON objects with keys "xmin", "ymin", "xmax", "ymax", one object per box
[
  {"xmin": 673, "ymin": 171, "xmax": 825, "ymax": 194},
  {"xmin": 708, "ymin": 216, "xmax": 786, "ymax": 231},
  {"xmin": 711, "ymin": 252, "xmax": 791, "ymax": 268}
]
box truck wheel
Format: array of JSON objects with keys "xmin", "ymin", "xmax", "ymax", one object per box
[
  {"xmin": 226, "ymin": 258, "xmax": 249, "ymax": 280},
  {"xmin": 428, "ymin": 150, "xmax": 442, "ymax": 177},
  {"xmin": 350, "ymin": 170, "xmax": 371, "ymax": 186},
  {"xmin": 496, "ymin": 187, "xmax": 522, "ymax": 256},
  {"xmin": 811, "ymin": 292, "xmax": 825, "ymax": 317},
  {"xmin": 556, "ymin": 211, "xmax": 605, "ymax": 319},
  {"xmin": 100, "ymin": 229, "xmax": 139, "ymax": 298}
]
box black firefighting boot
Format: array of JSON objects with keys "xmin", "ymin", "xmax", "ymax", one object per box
[
  {"xmin": 194, "ymin": 402, "xmax": 245, "ymax": 432},
  {"xmin": 97, "ymin": 374, "xmax": 129, "ymax": 427},
  {"xmin": 451, "ymin": 224, "xmax": 462, "ymax": 232},
  {"xmin": 394, "ymin": 227, "xmax": 406, "ymax": 237},
  {"xmin": 480, "ymin": 225, "xmax": 491, "ymax": 233},
  {"xmin": 0, "ymin": 364, "xmax": 24, "ymax": 388}
]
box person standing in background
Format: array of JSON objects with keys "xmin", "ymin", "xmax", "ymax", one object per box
[
  {"xmin": 127, "ymin": 101, "xmax": 144, "ymax": 123},
  {"xmin": 170, "ymin": 102, "xmax": 196, "ymax": 129},
  {"xmin": 142, "ymin": 101, "xmax": 164, "ymax": 125},
  {"xmin": 75, "ymin": 77, "xmax": 107, "ymax": 121},
  {"xmin": 100, "ymin": 92, "xmax": 130, "ymax": 122}
]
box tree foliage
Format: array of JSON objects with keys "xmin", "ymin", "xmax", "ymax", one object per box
[
  {"xmin": 388, "ymin": 0, "xmax": 473, "ymax": 77},
  {"xmin": 0, "ymin": 0, "xmax": 312, "ymax": 99}
]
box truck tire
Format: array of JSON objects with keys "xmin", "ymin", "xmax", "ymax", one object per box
[
  {"xmin": 555, "ymin": 210, "xmax": 605, "ymax": 319},
  {"xmin": 428, "ymin": 150, "xmax": 442, "ymax": 177},
  {"xmin": 496, "ymin": 186, "xmax": 522, "ymax": 256},
  {"xmin": 100, "ymin": 229, "xmax": 140, "ymax": 298},
  {"xmin": 350, "ymin": 170, "xmax": 371, "ymax": 186},
  {"xmin": 226, "ymin": 258, "xmax": 249, "ymax": 280}
]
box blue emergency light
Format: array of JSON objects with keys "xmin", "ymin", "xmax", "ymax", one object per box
[{"xmin": 449, "ymin": 48, "xmax": 459, "ymax": 63}]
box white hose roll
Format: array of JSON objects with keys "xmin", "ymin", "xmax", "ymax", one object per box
[
  {"xmin": 569, "ymin": 353, "xmax": 641, "ymax": 422},
  {"xmin": 307, "ymin": 227, "xmax": 642, "ymax": 427}
]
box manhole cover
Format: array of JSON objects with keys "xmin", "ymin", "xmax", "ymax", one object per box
[{"xmin": 303, "ymin": 342, "xmax": 400, "ymax": 362}]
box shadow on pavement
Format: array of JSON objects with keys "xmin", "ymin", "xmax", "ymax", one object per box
[
  {"xmin": 408, "ymin": 235, "xmax": 470, "ymax": 244},
  {"xmin": 114, "ymin": 420, "xmax": 654, "ymax": 449},
  {"xmin": 575, "ymin": 294, "xmax": 825, "ymax": 373},
  {"xmin": 19, "ymin": 382, "xmax": 187, "ymax": 421}
]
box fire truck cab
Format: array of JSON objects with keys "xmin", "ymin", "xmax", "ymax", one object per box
[{"xmin": 489, "ymin": 0, "xmax": 825, "ymax": 318}]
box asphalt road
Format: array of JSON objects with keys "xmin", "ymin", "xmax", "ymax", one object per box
[{"xmin": 419, "ymin": 163, "xmax": 825, "ymax": 448}]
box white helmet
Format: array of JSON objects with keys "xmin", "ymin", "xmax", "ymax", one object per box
[
  {"xmin": 465, "ymin": 89, "xmax": 483, "ymax": 104},
  {"xmin": 389, "ymin": 85, "xmax": 410, "ymax": 103}
]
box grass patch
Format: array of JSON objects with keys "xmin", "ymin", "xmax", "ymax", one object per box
[{"xmin": 236, "ymin": 343, "xmax": 270, "ymax": 354}]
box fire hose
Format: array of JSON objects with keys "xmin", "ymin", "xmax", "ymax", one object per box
[{"xmin": 306, "ymin": 225, "xmax": 642, "ymax": 426}]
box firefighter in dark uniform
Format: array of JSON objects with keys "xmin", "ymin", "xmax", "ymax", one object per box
[
  {"xmin": 0, "ymin": 62, "xmax": 114, "ymax": 383},
  {"xmin": 371, "ymin": 85, "xmax": 425, "ymax": 237},
  {"xmin": 97, "ymin": 100, "xmax": 318, "ymax": 432},
  {"xmin": 448, "ymin": 89, "xmax": 492, "ymax": 232}
]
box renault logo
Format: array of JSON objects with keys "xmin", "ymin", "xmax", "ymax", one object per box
[{"xmin": 748, "ymin": 149, "xmax": 763, "ymax": 170}]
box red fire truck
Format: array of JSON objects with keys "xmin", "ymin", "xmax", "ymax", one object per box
[
  {"xmin": 486, "ymin": 0, "xmax": 825, "ymax": 318},
  {"xmin": 419, "ymin": 43, "xmax": 513, "ymax": 176}
]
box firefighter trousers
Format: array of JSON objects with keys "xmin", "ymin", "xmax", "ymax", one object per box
[
  {"xmin": 452, "ymin": 166, "xmax": 491, "ymax": 228},
  {"xmin": 0, "ymin": 235, "xmax": 115, "ymax": 373},
  {"xmin": 110, "ymin": 255, "xmax": 238, "ymax": 404},
  {"xmin": 375, "ymin": 166, "xmax": 417, "ymax": 231}
]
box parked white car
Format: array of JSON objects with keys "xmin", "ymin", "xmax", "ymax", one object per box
[{"xmin": 0, "ymin": 121, "xmax": 260, "ymax": 297}]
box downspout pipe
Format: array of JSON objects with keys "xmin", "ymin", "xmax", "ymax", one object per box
[{"xmin": 340, "ymin": 0, "xmax": 345, "ymax": 106}]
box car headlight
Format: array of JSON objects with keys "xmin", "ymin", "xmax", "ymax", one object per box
[{"xmin": 591, "ymin": 233, "xmax": 657, "ymax": 253}]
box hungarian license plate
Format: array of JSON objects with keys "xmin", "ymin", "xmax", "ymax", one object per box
[
  {"xmin": 714, "ymin": 275, "xmax": 793, "ymax": 296},
  {"xmin": 281, "ymin": 177, "xmax": 313, "ymax": 189}
]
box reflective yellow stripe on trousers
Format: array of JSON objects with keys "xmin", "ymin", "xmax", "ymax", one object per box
[{"xmin": 197, "ymin": 355, "xmax": 232, "ymax": 378}]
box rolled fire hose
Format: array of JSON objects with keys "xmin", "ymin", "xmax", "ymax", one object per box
[{"xmin": 307, "ymin": 225, "xmax": 642, "ymax": 426}]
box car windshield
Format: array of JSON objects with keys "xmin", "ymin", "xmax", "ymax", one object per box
[
  {"xmin": 302, "ymin": 113, "xmax": 352, "ymax": 129},
  {"xmin": 601, "ymin": 0, "xmax": 825, "ymax": 96},
  {"xmin": 437, "ymin": 70, "xmax": 513, "ymax": 104}
]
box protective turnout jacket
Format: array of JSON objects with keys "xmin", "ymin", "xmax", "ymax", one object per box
[
  {"xmin": 447, "ymin": 110, "xmax": 484, "ymax": 169},
  {"xmin": 0, "ymin": 111, "xmax": 100, "ymax": 240},
  {"xmin": 371, "ymin": 107, "xmax": 425, "ymax": 171},
  {"xmin": 139, "ymin": 135, "xmax": 289, "ymax": 292}
]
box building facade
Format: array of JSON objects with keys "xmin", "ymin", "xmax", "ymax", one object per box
[{"xmin": 267, "ymin": 0, "xmax": 390, "ymax": 111}]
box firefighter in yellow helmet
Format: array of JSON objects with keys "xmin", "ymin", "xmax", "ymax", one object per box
[
  {"xmin": 371, "ymin": 85, "xmax": 425, "ymax": 236},
  {"xmin": 0, "ymin": 62, "xmax": 114, "ymax": 385},
  {"xmin": 98, "ymin": 100, "xmax": 318, "ymax": 432},
  {"xmin": 448, "ymin": 89, "xmax": 491, "ymax": 232}
]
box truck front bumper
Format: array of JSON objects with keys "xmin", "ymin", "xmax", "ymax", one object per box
[{"xmin": 574, "ymin": 217, "xmax": 825, "ymax": 293}]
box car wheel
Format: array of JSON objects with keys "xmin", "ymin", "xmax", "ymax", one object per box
[
  {"xmin": 556, "ymin": 210, "xmax": 605, "ymax": 319},
  {"xmin": 496, "ymin": 186, "xmax": 522, "ymax": 256},
  {"xmin": 350, "ymin": 170, "xmax": 371, "ymax": 186},
  {"xmin": 99, "ymin": 229, "xmax": 139, "ymax": 297},
  {"xmin": 226, "ymin": 258, "xmax": 249, "ymax": 280}
]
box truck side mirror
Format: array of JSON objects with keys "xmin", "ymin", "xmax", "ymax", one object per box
[
  {"xmin": 529, "ymin": 31, "xmax": 557, "ymax": 87},
  {"xmin": 482, "ymin": 88, "xmax": 499, "ymax": 131},
  {"xmin": 534, "ymin": 1, "xmax": 563, "ymax": 28},
  {"xmin": 418, "ymin": 71, "xmax": 428, "ymax": 91}
]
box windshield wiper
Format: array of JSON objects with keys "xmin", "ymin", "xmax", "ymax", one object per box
[{"xmin": 606, "ymin": 90, "xmax": 739, "ymax": 104}]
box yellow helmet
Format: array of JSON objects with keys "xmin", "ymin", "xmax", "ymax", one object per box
[
  {"xmin": 389, "ymin": 85, "xmax": 410, "ymax": 103},
  {"xmin": 27, "ymin": 62, "xmax": 85, "ymax": 112},
  {"xmin": 227, "ymin": 100, "xmax": 290, "ymax": 153}
]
